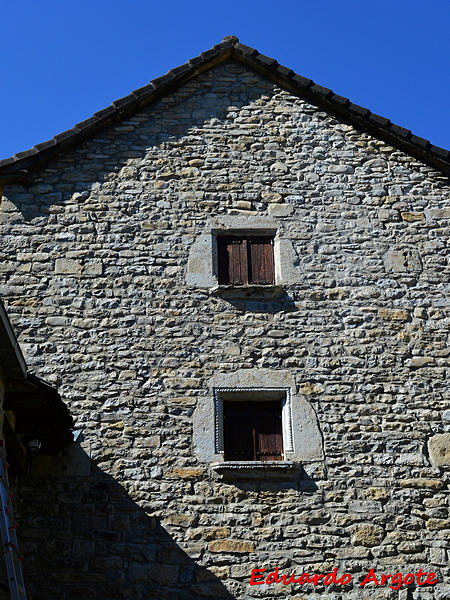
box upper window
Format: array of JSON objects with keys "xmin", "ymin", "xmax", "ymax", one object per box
[
  {"xmin": 223, "ymin": 399, "xmax": 283, "ymax": 461},
  {"xmin": 217, "ymin": 236, "xmax": 275, "ymax": 285}
]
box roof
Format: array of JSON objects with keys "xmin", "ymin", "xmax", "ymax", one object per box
[
  {"xmin": 0, "ymin": 35, "xmax": 449, "ymax": 180},
  {"xmin": 0, "ymin": 300, "xmax": 27, "ymax": 379}
]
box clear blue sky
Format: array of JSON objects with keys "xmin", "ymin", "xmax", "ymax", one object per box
[{"xmin": 1, "ymin": 0, "xmax": 449, "ymax": 159}]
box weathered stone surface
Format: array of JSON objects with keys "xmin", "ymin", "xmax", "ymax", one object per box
[
  {"xmin": 328, "ymin": 164, "xmax": 354, "ymax": 174},
  {"xmin": 428, "ymin": 433, "xmax": 450, "ymax": 466},
  {"xmin": 45, "ymin": 316, "xmax": 68, "ymax": 327},
  {"xmin": 208, "ymin": 540, "xmax": 254, "ymax": 554},
  {"xmin": 268, "ymin": 203, "xmax": 293, "ymax": 217},
  {"xmin": 365, "ymin": 487, "xmax": 389, "ymax": 502},
  {"xmin": 378, "ymin": 308, "xmax": 410, "ymax": 321},
  {"xmin": 261, "ymin": 191, "xmax": 283, "ymax": 203},
  {"xmin": 414, "ymin": 306, "xmax": 427, "ymax": 319},
  {"xmin": 164, "ymin": 514, "xmax": 198, "ymax": 527},
  {"xmin": 408, "ymin": 356, "xmax": 436, "ymax": 368},
  {"xmin": 300, "ymin": 382, "xmax": 324, "ymax": 395},
  {"xmin": 201, "ymin": 527, "xmax": 230, "ymax": 540},
  {"xmin": 401, "ymin": 211, "xmax": 425, "ymax": 222},
  {"xmin": 54, "ymin": 258, "xmax": 82, "ymax": 274},
  {"xmin": 399, "ymin": 479, "xmax": 443, "ymax": 490},
  {"xmin": 351, "ymin": 524, "xmax": 385, "ymax": 547},
  {"xmin": 166, "ymin": 467, "xmax": 205, "ymax": 479},
  {"xmin": 427, "ymin": 519, "xmax": 450, "ymax": 531},
  {"xmin": 234, "ymin": 201, "xmax": 252, "ymax": 210},
  {"xmin": 84, "ymin": 260, "xmax": 103, "ymax": 275}
]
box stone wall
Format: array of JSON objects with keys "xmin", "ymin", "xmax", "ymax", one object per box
[{"xmin": 0, "ymin": 61, "xmax": 449, "ymax": 599}]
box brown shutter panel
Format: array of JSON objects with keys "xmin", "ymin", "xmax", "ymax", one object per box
[
  {"xmin": 218, "ymin": 238, "xmax": 248, "ymax": 284},
  {"xmin": 257, "ymin": 427, "xmax": 283, "ymax": 461},
  {"xmin": 249, "ymin": 238, "xmax": 275, "ymax": 284},
  {"xmin": 255, "ymin": 401, "xmax": 283, "ymax": 461},
  {"xmin": 228, "ymin": 239, "xmax": 248, "ymax": 285}
]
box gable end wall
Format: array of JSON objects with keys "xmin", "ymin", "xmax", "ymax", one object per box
[{"xmin": 1, "ymin": 61, "xmax": 449, "ymax": 599}]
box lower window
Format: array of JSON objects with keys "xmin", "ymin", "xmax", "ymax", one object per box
[
  {"xmin": 223, "ymin": 400, "xmax": 283, "ymax": 461},
  {"xmin": 214, "ymin": 387, "xmax": 294, "ymax": 462}
]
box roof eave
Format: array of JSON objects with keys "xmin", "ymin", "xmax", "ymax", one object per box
[
  {"xmin": 0, "ymin": 36, "xmax": 448, "ymax": 180},
  {"xmin": 229, "ymin": 47, "xmax": 450, "ymax": 175},
  {"xmin": 0, "ymin": 300, "xmax": 27, "ymax": 379}
]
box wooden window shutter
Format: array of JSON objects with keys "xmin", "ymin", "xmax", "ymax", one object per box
[
  {"xmin": 255, "ymin": 401, "xmax": 283, "ymax": 461},
  {"xmin": 248, "ymin": 238, "xmax": 275, "ymax": 284},
  {"xmin": 229, "ymin": 239, "xmax": 248, "ymax": 285},
  {"xmin": 223, "ymin": 400, "xmax": 283, "ymax": 462},
  {"xmin": 217, "ymin": 238, "xmax": 248, "ymax": 285}
]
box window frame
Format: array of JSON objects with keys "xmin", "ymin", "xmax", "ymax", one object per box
[
  {"xmin": 213, "ymin": 387, "xmax": 294, "ymax": 462},
  {"xmin": 223, "ymin": 398, "xmax": 284, "ymax": 461}
]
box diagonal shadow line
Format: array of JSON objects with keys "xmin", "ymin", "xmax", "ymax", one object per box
[
  {"xmin": 12, "ymin": 454, "xmax": 236, "ymax": 600},
  {"xmin": 3, "ymin": 63, "xmax": 276, "ymax": 224}
]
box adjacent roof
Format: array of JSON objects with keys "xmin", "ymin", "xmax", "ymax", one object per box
[
  {"xmin": 0, "ymin": 300, "xmax": 27, "ymax": 379},
  {"xmin": 0, "ymin": 35, "xmax": 449, "ymax": 180},
  {"xmin": 0, "ymin": 300, "xmax": 73, "ymax": 455}
]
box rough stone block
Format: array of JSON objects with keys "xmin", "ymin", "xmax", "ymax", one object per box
[
  {"xmin": 55, "ymin": 258, "xmax": 82, "ymax": 274},
  {"xmin": 300, "ymin": 382, "xmax": 324, "ymax": 395},
  {"xmin": 270, "ymin": 161, "xmax": 288, "ymax": 173},
  {"xmin": 202, "ymin": 527, "xmax": 230, "ymax": 540},
  {"xmin": 164, "ymin": 514, "xmax": 197, "ymax": 527},
  {"xmin": 84, "ymin": 260, "xmax": 103, "ymax": 275},
  {"xmin": 378, "ymin": 308, "xmax": 410, "ymax": 321},
  {"xmin": 45, "ymin": 317, "xmax": 68, "ymax": 327},
  {"xmin": 383, "ymin": 249, "xmax": 422, "ymax": 273},
  {"xmin": 399, "ymin": 479, "xmax": 442, "ymax": 490},
  {"xmin": 401, "ymin": 211, "xmax": 425, "ymax": 222},
  {"xmin": 328, "ymin": 164, "xmax": 354, "ymax": 174},
  {"xmin": 208, "ymin": 539, "xmax": 254, "ymax": 553},
  {"xmin": 408, "ymin": 357, "xmax": 435, "ymax": 368},
  {"xmin": 235, "ymin": 201, "xmax": 252, "ymax": 210},
  {"xmin": 351, "ymin": 524, "xmax": 385, "ymax": 547},
  {"xmin": 428, "ymin": 433, "xmax": 450, "ymax": 466},
  {"xmin": 426, "ymin": 519, "xmax": 449, "ymax": 531},
  {"xmin": 261, "ymin": 191, "xmax": 283, "ymax": 203},
  {"xmin": 166, "ymin": 467, "xmax": 205, "ymax": 479},
  {"xmin": 268, "ymin": 203, "xmax": 293, "ymax": 217}
]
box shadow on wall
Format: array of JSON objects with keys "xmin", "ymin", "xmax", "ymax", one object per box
[
  {"xmin": 13, "ymin": 457, "xmax": 235, "ymax": 600},
  {"xmin": 231, "ymin": 464, "xmax": 318, "ymax": 494},
  {"xmin": 3, "ymin": 63, "xmax": 279, "ymax": 223},
  {"xmin": 221, "ymin": 290, "xmax": 298, "ymax": 314}
]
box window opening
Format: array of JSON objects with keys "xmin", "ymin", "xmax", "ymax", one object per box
[
  {"xmin": 217, "ymin": 236, "xmax": 275, "ymax": 285},
  {"xmin": 223, "ymin": 399, "xmax": 283, "ymax": 461}
]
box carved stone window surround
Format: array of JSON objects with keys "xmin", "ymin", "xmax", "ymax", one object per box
[{"xmin": 213, "ymin": 386, "xmax": 294, "ymax": 456}]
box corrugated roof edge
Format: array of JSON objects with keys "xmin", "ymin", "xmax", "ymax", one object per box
[{"xmin": 0, "ymin": 35, "xmax": 448, "ymax": 179}]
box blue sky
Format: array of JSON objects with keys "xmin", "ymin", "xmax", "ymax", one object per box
[{"xmin": 1, "ymin": 0, "xmax": 449, "ymax": 159}]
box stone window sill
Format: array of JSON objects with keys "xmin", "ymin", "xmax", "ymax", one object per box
[
  {"xmin": 210, "ymin": 460, "xmax": 298, "ymax": 479},
  {"xmin": 209, "ymin": 284, "xmax": 284, "ymax": 299}
]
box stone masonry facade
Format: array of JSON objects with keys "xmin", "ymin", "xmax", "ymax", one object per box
[{"xmin": 0, "ymin": 59, "xmax": 449, "ymax": 599}]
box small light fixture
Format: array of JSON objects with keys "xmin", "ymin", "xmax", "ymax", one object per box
[{"xmin": 28, "ymin": 439, "xmax": 42, "ymax": 453}]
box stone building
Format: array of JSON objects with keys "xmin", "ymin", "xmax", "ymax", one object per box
[{"xmin": 0, "ymin": 36, "xmax": 449, "ymax": 599}]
